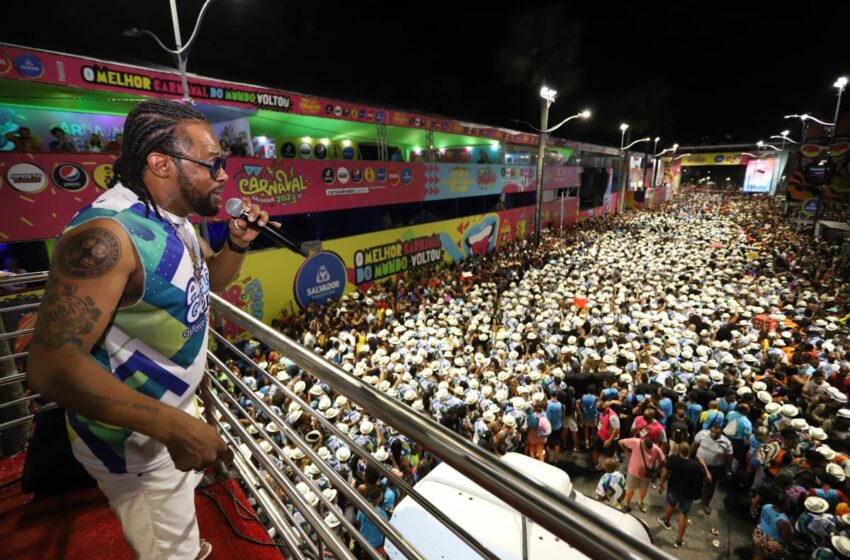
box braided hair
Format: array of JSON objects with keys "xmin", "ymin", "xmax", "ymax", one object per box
[{"xmin": 108, "ymin": 99, "xmax": 208, "ymax": 217}]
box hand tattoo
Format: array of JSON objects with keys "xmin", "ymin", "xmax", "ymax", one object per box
[
  {"xmin": 32, "ymin": 284, "xmax": 102, "ymax": 349},
  {"xmin": 58, "ymin": 227, "xmax": 121, "ymax": 279}
]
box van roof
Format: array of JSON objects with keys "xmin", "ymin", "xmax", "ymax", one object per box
[{"xmin": 386, "ymin": 453, "xmax": 651, "ymax": 560}]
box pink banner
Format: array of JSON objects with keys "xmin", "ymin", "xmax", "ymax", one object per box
[
  {"xmin": 542, "ymin": 166, "xmax": 580, "ymax": 190},
  {"xmin": 0, "ymin": 151, "xmax": 116, "ymax": 242},
  {"xmin": 0, "ymin": 44, "xmax": 562, "ymax": 148},
  {"xmin": 218, "ymin": 158, "xmax": 425, "ymax": 219},
  {"xmin": 0, "ymin": 151, "xmax": 579, "ymax": 242}
]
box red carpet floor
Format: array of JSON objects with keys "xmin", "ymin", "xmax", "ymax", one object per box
[{"xmin": 0, "ymin": 454, "xmax": 284, "ymax": 560}]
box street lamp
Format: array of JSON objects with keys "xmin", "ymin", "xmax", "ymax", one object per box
[
  {"xmin": 616, "ymin": 132, "xmax": 650, "ymax": 212},
  {"xmin": 123, "ymin": 0, "xmax": 216, "ymax": 102},
  {"xmin": 769, "ymin": 132, "xmax": 799, "ymax": 145},
  {"xmin": 622, "ymin": 137, "xmax": 651, "ymax": 151},
  {"xmin": 532, "ymin": 85, "xmax": 591, "ymax": 244},
  {"xmin": 784, "ymin": 113, "xmax": 836, "ymax": 144},
  {"xmin": 648, "ymin": 137, "xmax": 660, "ymax": 186},
  {"xmin": 756, "ymin": 140, "xmax": 783, "ymax": 152},
  {"xmin": 813, "ymin": 75, "xmax": 847, "ymax": 236}
]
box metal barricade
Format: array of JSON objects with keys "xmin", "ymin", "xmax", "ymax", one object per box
[{"xmin": 0, "ymin": 271, "xmax": 676, "ymax": 560}]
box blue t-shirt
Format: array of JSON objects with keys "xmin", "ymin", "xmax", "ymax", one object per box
[
  {"xmin": 758, "ymin": 504, "xmax": 789, "ymax": 542},
  {"xmin": 383, "ymin": 486, "xmax": 399, "ymax": 513},
  {"xmin": 601, "ymin": 387, "xmax": 619, "ymax": 402},
  {"xmin": 357, "ymin": 506, "xmax": 389, "ymax": 548},
  {"xmin": 546, "ymin": 400, "xmax": 564, "ymax": 432},
  {"xmin": 581, "ymin": 394, "xmax": 598, "ymax": 421},
  {"xmin": 724, "ymin": 410, "xmax": 753, "ymax": 440},
  {"xmin": 718, "ymin": 399, "xmax": 737, "ymax": 415},
  {"xmin": 658, "ymin": 397, "xmax": 673, "ymax": 419},
  {"xmin": 686, "ymin": 402, "xmax": 702, "ymax": 426}
]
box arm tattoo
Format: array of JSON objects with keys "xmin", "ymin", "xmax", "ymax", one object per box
[
  {"xmin": 58, "ymin": 227, "xmax": 121, "ymax": 279},
  {"xmin": 72, "ymin": 387, "xmax": 160, "ymax": 414},
  {"xmin": 31, "ymin": 284, "xmax": 102, "ymax": 350}
]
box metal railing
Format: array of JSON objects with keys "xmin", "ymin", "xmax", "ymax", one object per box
[
  {"xmin": 0, "ymin": 272, "xmax": 51, "ymax": 440},
  {"xmin": 209, "ymin": 293, "xmax": 675, "ymax": 560},
  {"xmin": 0, "ymin": 270, "xmax": 676, "ymax": 560}
]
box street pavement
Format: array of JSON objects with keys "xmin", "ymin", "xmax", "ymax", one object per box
[{"xmin": 558, "ymin": 450, "xmax": 755, "ymax": 560}]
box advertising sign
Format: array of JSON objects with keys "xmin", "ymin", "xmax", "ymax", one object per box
[
  {"xmin": 0, "ymin": 43, "xmax": 555, "ymax": 148},
  {"xmin": 680, "ymin": 152, "xmax": 750, "ymax": 166},
  {"xmin": 743, "ymin": 159, "xmax": 775, "ymax": 193}
]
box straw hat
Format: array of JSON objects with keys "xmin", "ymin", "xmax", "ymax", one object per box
[
  {"xmin": 335, "ymin": 446, "xmax": 351, "ymax": 462},
  {"xmin": 804, "ymin": 496, "xmax": 829, "ymax": 514}
]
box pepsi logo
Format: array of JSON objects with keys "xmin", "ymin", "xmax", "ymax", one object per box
[{"xmin": 52, "ymin": 162, "xmax": 89, "ymax": 192}]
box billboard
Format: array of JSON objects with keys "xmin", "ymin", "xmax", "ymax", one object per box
[
  {"xmin": 0, "ymin": 151, "xmax": 577, "ymax": 242},
  {"xmin": 743, "ymin": 159, "xmax": 775, "ymax": 193}
]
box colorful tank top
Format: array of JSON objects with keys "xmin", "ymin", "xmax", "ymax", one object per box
[{"xmin": 64, "ymin": 184, "xmax": 209, "ymax": 474}]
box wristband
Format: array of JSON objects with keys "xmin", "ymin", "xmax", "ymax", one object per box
[{"xmin": 226, "ymin": 236, "xmax": 250, "ymax": 254}]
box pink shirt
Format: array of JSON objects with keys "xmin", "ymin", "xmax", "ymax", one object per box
[{"xmin": 621, "ymin": 438, "xmax": 665, "ymax": 479}]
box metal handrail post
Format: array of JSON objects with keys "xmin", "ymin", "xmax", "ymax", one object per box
[{"xmin": 207, "ymin": 372, "xmax": 388, "ymax": 560}]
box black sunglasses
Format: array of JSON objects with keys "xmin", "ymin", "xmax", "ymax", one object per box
[{"xmin": 163, "ymin": 151, "xmax": 227, "ymax": 180}]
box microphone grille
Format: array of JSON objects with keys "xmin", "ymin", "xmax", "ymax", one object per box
[{"xmin": 225, "ymin": 198, "xmax": 244, "ymax": 218}]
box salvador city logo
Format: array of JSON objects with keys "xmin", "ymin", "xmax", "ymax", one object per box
[{"xmin": 293, "ymin": 252, "xmax": 347, "ymax": 309}]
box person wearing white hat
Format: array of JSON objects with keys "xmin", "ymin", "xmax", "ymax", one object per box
[{"xmin": 796, "ymin": 496, "xmax": 837, "ymax": 548}]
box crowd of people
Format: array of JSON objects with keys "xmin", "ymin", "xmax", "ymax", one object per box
[
  {"xmin": 209, "ymin": 192, "xmax": 850, "ymax": 558},
  {"xmin": 4, "ymin": 126, "xmax": 122, "ymax": 153}
]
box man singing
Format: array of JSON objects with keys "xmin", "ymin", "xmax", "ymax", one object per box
[{"xmin": 29, "ymin": 99, "xmax": 274, "ymax": 559}]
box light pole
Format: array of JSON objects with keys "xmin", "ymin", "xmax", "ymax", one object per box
[
  {"xmin": 770, "ymin": 130, "xmax": 799, "ymax": 146},
  {"xmin": 784, "ymin": 113, "xmax": 836, "ymax": 144},
  {"xmin": 123, "ymin": 0, "xmax": 216, "ymax": 102},
  {"xmin": 617, "ymin": 133, "xmax": 651, "ymax": 212},
  {"xmin": 647, "ymin": 136, "xmax": 659, "ymax": 188},
  {"xmin": 756, "ymin": 140, "xmax": 783, "ymax": 152},
  {"xmin": 532, "ymin": 85, "xmax": 590, "ymax": 244},
  {"xmin": 653, "ymin": 144, "xmax": 678, "ymax": 187},
  {"xmin": 769, "ymin": 131, "xmax": 797, "ymax": 195},
  {"xmin": 813, "ymin": 76, "xmax": 847, "ymax": 237}
]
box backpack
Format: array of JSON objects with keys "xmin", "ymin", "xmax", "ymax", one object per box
[
  {"xmin": 536, "ymin": 412, "xmax": 552, "ymax": 437},
  {"xmin": 723, "ymin": 415, "xmax": 739, "ymax": 438},
  {"xmin": 669, "ymin": 419, "xmax": 689, "ymax": 444}
]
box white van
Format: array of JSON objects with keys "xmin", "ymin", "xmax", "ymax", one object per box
[{"xmin": 386, "ymin": 453, "xmax": 652, "ymax": 560}]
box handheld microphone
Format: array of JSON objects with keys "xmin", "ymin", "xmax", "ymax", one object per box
[{"xmin": 225, "ymin": 198, "xmax": 311, "ymax": 257}]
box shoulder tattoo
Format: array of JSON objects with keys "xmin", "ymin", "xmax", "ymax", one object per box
[
  {"xmin": 31, "ymin": 284, "xmax": 102, "ymax": 350},
  {"xmin": 58, "ymin": 226, "xmax": 121, "ymax": 279}
]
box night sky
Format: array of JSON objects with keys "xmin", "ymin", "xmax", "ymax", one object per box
[{"xmin": 2, "ymin": 1, "xmax": 849, "ymax": 148}]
